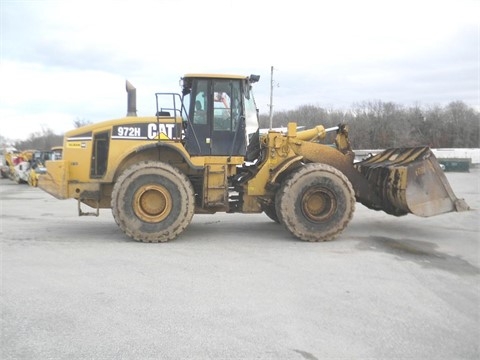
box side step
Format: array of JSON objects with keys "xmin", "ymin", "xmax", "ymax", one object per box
[
  {"xmin": 203, "ymin": 164, "xmax": 228, "ymax": 209},
  {"xmin": 77, "ymin": 198, "xmax": 100, "ymax": 217}
]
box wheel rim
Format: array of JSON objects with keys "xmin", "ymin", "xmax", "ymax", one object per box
[
  {"xmin": 133, "ymin": 184, "xmax": 172, "ymax": 223},
  {"xmin": 302, "ymin": 186, "xmax": 337, "ymax": 222}
]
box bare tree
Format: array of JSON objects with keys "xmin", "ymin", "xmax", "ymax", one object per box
[
  {"xmin": 14, "ymin": 127, "xmax": 63, "ymax": 151},
  {"xmin": 261, "ymin": 101, "xmax": 479, "ymax": 149},
  {"xmin": 73, "ymin": 118, "xmax": 92, "ymax": 128}
]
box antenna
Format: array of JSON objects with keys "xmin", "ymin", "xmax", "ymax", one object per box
[
  {"xmin": 269, "ymin": 66, "xmax": 274, "ymax": 129},
  {"xmin": 268, "ymin": 66, "xmax": 280, "ymax": 129}
]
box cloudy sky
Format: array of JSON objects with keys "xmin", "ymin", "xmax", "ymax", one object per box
[{"xmin": 1, "ymin": 0, "xmax": 478, "ymax": 141}]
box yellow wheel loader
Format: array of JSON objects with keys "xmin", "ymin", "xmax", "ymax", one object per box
[
  {"xmin": 38, "ymin": 74, "xmax": 469, "ymax": 243},
  {"xmin": 4, "ymin": 149, "xmax": 35, "ymax": 184},
  {"xmin": 27, "ymin": 149, "xmax": 56, "ymax": 187}
]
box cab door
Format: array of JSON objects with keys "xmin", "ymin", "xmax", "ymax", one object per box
[
  {"xmin": 210, "ymin": 79, "xmax": 245, "ymax": 156},
  {"xmin": 185, "ymin": 78, "xmax": 246, "ymax": 156}
]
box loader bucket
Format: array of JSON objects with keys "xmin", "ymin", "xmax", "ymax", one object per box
[{"xmin": 355, "ymin": 147, "xmax": 469, "ymax": 217}]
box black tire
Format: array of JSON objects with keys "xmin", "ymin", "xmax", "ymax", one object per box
[
  {"xmin": 275, "ymin": 163, "xmax": 355, "ymax": 242},
  {"xmin": 262, "ymin": 202, "xmax": 280, "ymax": 224},
  {"xmin": 111, "ymin": 161, "xmax": 195, "ymax": 243}
]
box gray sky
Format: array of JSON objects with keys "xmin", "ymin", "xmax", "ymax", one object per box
[{"xmin": 1, "ymin": 0, "xmax": 478, "ymax": 141}]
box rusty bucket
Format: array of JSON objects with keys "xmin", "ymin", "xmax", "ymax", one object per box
[{"xmin": 355, "ymin": 147, "xmax": 469, "ymax": 217}]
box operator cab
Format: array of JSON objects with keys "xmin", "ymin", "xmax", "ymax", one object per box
[{"xmin": 180, "ymin": 74, "xmax": 260, "ymax": 157}]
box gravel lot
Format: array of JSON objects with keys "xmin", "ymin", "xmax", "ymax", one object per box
[{"xmin": 1, "ymin": 169, "xmax": 479, "ymax": 360}]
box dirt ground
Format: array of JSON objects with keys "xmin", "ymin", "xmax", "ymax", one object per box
[{"xmin": 1, "ymin": 169, "xmax": 479, "ymax": 359}]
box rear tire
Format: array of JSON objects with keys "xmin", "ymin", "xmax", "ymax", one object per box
[
  {"xmin": 111, "ymin": 161, "xmax": 195, "ymax": 242},
  {"xmin": 275, "ymin": 163, "xmax": 355, "ymax": 241}
]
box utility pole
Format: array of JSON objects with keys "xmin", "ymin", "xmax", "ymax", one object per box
[{"xmin": 269, "ymin": 66, "xmax": 274, "ymax": 129}]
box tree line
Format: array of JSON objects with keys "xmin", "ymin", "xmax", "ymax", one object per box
[
  {"xmin": 4, "ymin": 128, "xmax": 64, "ymax": 152},
  {"xmin": 2, "ymin": 119, "xmax": 90, "ymax": 151},
  {"xmin": 259, "ymin": 100, "xmax": 479, "ymax": 149},
  {"xmin": 3, "ymin": 100, "xmax": 479, "ymax": 151}
]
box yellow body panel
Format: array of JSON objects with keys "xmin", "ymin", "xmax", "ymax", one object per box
[
  {"xmin": 38, "ymin": 160, "xmax": 69, "ymax": 199},
  {"xmin": 62, "ymin": 115, "xmax": 182, "ymax": 182},
  {"xmin": 40, "ymin": 115, "xmax": 184, "ymax": 199}
]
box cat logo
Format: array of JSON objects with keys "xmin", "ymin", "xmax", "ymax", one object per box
[{"xmin": 147, "ymin": 123, "xmax": 175, "ymax": 140}]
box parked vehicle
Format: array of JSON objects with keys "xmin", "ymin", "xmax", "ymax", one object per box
[{"xmin": 38, "ymin": 73, "xmax": 469, "ymax": 243}]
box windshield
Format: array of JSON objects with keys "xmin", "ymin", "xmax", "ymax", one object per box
[{"xmin": 244, "ymin": 86, "xmax": 259, "ymax": 144}]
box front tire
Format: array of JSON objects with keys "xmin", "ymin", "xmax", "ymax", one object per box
[
  {"xmin": 262, "ymin": 202, "xmax": 280, "ymax": 224},
  {"xmin": 275, "ymin": 163, "xmax": 355, "ymax": 242},
  {"xmin": 111, "ymin": 161, "xmax": 195, "ymax": 243}
]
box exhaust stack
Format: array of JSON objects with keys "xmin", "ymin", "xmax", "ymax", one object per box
[{"xmin": 126, "ymin": 80, "xmax": 137, "ymax": 117}]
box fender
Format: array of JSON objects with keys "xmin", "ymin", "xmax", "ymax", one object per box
[
  {"xmin": 112, "ymin": 141, "xmax": 203, "ymax": 182},
  {"xmin": 268, "ymin": 155, "xmax": 303, "ymax": 185}
]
